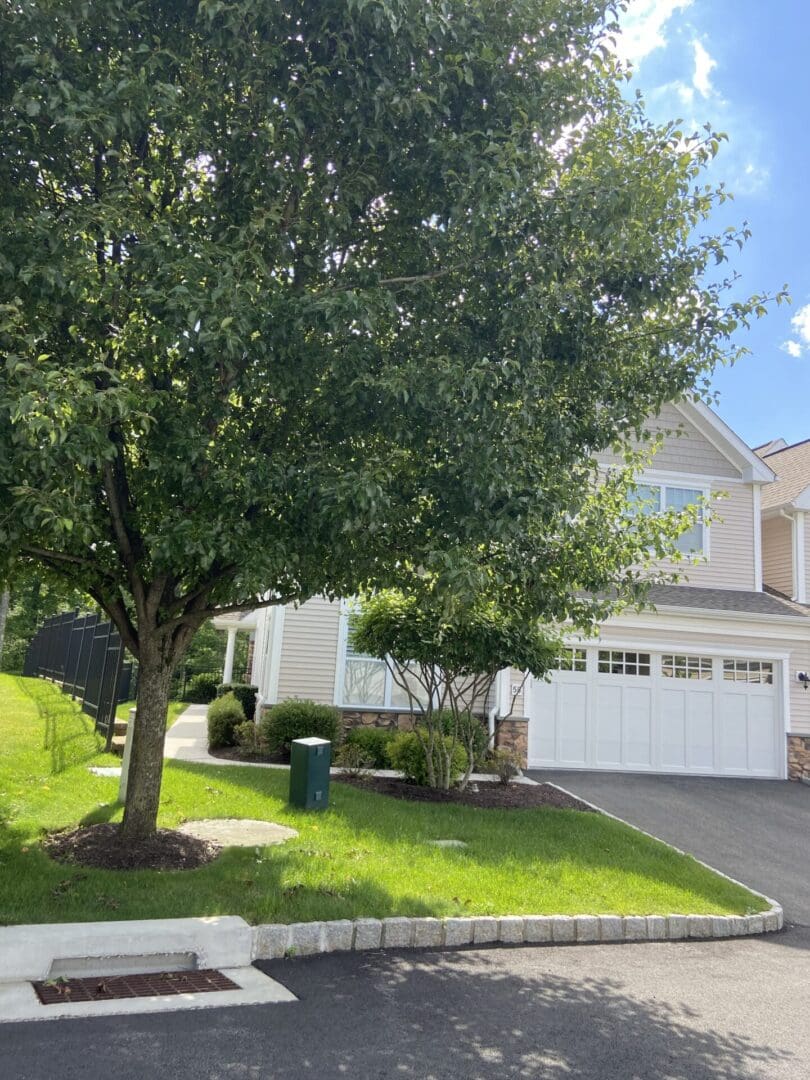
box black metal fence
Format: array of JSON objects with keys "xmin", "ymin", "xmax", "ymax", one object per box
[{"xmin": 23, "ymin": 611, "xmax": 133, "ymax": 749}]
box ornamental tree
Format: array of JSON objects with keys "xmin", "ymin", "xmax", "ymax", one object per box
[
  {"xmin": 0, "ymin": 0, "xmax": 777, "ymax": 841},
  {"xmin": 349, "ymin": 588, "xmax": 561, "ymax": 790}
]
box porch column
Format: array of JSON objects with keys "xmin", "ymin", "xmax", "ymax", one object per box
[{"xmin": 223, "ymin": 626, "xmax": 237, "ymax": 684}]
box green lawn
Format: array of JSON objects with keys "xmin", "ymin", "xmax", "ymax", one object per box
[
  {"xmin": 0, "ymin": 674, "xmax": 765, "ymax": 926},
  {"xmin": 116, "ymin": 698, "xmax": 186, "ymax": 725}
]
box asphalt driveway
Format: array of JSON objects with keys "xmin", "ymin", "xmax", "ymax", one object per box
[
  {"xmin": 5, "ymin": 935, "xmax": 810, "ymax": 1079},
  {"xmin": 527, "ymin": 770, "xmax": 810, "ymax": 925}
]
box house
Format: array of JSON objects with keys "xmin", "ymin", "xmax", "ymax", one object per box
[{"xmin": 224, "ymin": 399, "xmax": 810, "ymax": 781}]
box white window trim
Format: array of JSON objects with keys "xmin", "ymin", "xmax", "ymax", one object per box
[
  {"xmin": 334, "ymin": 607, "xmax": 420, "ymax": 711},
  {"xmin": 633, "ymin": 474, "xmax": 712, "ymax": 561}
]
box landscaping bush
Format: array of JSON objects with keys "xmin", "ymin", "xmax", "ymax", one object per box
[
  {"xmin": 207, "ymin": 692, "xmax": 245, "ymax": 749},
  {"xmin": 233, "ymin": 719, "xmax": 266, "ymax": 756},
  {"xmin": 335, "ymin": 741, "xmax": 373, "ymax": 778},
  {"xmin": 438, "ymin": 710, "xmax": 489, "ymax": 768},
  {"xmin": 184, "ymin": 671, "xmax": 220, "ymax": 704},
  {"xmin": 386, "ymin": 729, "xmax": 466, "ymax": 787},
  {"xmin": 484, "ymin": 747, "xmax": 522, "ymax": 785},
  {"xmin": 260, "ymin": 699, "xmax": 342, "ymax": 757},
  {"xmin": 216, "ymin": 682, "xmax": 258, "ymax": 721},
  {"xmin": 344, "ymin": 726, "xmax": 396, "ymax": 768}
]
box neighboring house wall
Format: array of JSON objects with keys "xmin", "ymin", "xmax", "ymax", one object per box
[
  {"xmin": 275, "ymin": 596, "xmax": 341, "ymax": 706},
  {"xmin": 762, "ymin": 516, "xmax": 794, "ymax": 597}
]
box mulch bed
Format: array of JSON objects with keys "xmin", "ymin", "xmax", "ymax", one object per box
[
  {"xmin": 334, "ymin": 775, "xmax": 595, "ymax": 811},
  {"xmin": 33, "ymin": 969, "xmax": 238, "ymax": 1005},
  {"xmin": 44, "ymin": 823, "xmax": 221, "ymax": 871}
]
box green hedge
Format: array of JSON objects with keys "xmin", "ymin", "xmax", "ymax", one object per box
[
  {"xmin": 260, "ymin": 699, "xmax": 342, "ymax": 757},
  {"xmin": 344, "ymin": 726, "xmax": 397, "ymax": 768},
  {"xmin": 183, "ymin": 671, "xmax": 220, "ymax": 704},
  {"xmin": 386, "ymin": 729, "xmax": 466, "ymax": 787},
  {"xmin": 207, "ymin": 692, "xmax": 245, "ymax": 749},
  {"xmin": 216, "ymin": 682, "xmax": 258, "ymax": 721}
]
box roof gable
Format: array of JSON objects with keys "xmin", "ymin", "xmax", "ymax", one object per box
[{"xmin": 759, "ymin": 439, "xmax": 810, "ymax": 510}]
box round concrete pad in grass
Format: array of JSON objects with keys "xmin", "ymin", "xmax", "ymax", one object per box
[{"xmin": 177, "ymin": 819, "xmax": 299, "ymax": 847}]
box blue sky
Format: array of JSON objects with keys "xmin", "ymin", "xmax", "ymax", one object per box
[{"xmin": 615, "ymin": 0, "xmax": 809, "ymax": 448}]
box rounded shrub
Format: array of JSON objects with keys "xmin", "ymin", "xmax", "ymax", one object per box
[
  {"xmin": 344, "ymin": 726, "xmax": 396, "ymax": 768},
  {"xmin": 207, "ymin": 692, "xmax": 245, "ymax": 749},
  {"xmin": 260, "ymin": 699, "xmax": 342, "ymax": 757},
  {"xmin": 216, "ymin": 682, "xmax": 258, "ymax": 721},
  {"xmin": 184, "ymin": 671, "xmax": 220, "ymax": 704},
  {"xmin": 386, "ymin": 729, "xmax": 467, "ymax": 787}
]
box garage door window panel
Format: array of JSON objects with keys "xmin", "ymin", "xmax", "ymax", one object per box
[
  {"xmin": 662, "ymin": 654, "xmax": 713, "ymax": 680},
  {"xmin": 556, "ymin": 648, "xmax": 587, "ymax": 672},
  {"xmin": 723, "ymin": 659, "xmax": 774, "ymax": 685},
  {"xmin": 598, "ymin": 650, "xmax": 651, "ymax": 676}
]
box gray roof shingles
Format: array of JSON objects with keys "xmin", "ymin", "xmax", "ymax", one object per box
[
  {"xmin": 756, "ymin": 439, "xmax": 810, "ymax": 509},
  {"xmin": 645, "ymin": 583, "xmax": 810, "ymax": 618}
]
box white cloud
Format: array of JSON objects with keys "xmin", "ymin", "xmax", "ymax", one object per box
[
  {"xmin": 781, "ymin": 340, "xmax": 803, "ymax": 358},
  {"xmin": 614, "ymin": 0, "xmax": 693, "ymax": 66},
  {"xmin": 691, "ymin": 40, "xmax": 716, "ymax": 97},
  {"xmin": 792, "ymin": 303, "xmax": 810, "ymax": 343}
]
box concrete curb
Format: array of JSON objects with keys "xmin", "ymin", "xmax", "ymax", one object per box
[
  {"xmin": 250, "ymin": 782, "xmax": 783, "ymax": 960},
  {"xmin": 252, "ymin": 904, "xmax": 783, "ymax": 960}
]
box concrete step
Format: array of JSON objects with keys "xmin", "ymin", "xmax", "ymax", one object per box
[
  {"xmin": 110, "ymin": 736, "xmax": 127, "ymax": 757},
  {"xmin": 113, "ymin": 720, "xmax": 128, "ymax": 737}
]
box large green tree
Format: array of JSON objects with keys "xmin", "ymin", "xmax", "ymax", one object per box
[{"xmin": 0, "ymin": 0, "xmax": 777, "ymax": 840}]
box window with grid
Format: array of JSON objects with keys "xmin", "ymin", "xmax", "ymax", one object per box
[
  {"xmin": 556, "ymin": 648, "xmax": 587, "ymax": 672},
  {"xmin": 722, "ymin": 659, "xmax": 774, "ymax": 685},
  {"xmin": 597, "ymin": 650, "xmax": 651, "ymax": 676},
  {"xmin": 342, "ymin": 612, "xmax": 428, "ymax": 708},
  {"xmin": 628, "ymin": 482, "xmax": 705, "ymax": 555},
  {"xmin": 661, "ymin": 654, "xmax": 713, "ymax": 680}
]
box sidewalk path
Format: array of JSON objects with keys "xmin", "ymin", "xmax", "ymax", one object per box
[{"xmin": 163, "ymin": 706, "xmax": 537, "ymax": 784}]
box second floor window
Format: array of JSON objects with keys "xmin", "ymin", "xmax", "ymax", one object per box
[{"xmin": 630, "ymin": 482, "xmax": 706, "ymax": 555}]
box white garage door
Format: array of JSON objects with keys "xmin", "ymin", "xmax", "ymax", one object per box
[{"xmin": 528, "ymin": 648, "xmax": 783, "ymax": 778}]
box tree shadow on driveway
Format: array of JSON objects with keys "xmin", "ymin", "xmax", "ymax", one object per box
[{"xmin": 2, "ymin": 945, "xmax": 794, "ymax": 1079}]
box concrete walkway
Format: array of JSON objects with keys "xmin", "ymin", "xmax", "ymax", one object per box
[{"xmin": 528, "ymin": 769, "xmax": 810, "ymax": 926}]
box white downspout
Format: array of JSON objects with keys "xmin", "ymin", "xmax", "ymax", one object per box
[{"xmin": 488, "ymin": 670, "xmax": 503, "ymax": 745}]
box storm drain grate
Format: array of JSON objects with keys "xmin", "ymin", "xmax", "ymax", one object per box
[{"xmin": 32, "ymin": 969, "xmax": 239, "ymax": 1005}]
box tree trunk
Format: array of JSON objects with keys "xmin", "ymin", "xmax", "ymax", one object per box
[
  {"xmin": 119, "ymin": 639, "xmax": 174, "ymax": 842},
  {"xmin": 0, "ymin": 589, "xmax": 9, "ymax": 670}
]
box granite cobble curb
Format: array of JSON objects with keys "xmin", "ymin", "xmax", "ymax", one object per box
[{"xmin": 252, "ymin": 904, "xmax": 783, "ymax": 960}]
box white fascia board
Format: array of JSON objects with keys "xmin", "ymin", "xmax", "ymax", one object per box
[
  {"xmin": 605, "ymin": 605, "xmax": 810, "ymax": 638},
  {"xmin": 673, "ymin": 399, "xmax": 775, "ymax": 484}
]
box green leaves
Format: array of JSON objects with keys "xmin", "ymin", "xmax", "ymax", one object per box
[{"xmin": 0, "ymin": 0, "xmax": 773, "ymax": 647}]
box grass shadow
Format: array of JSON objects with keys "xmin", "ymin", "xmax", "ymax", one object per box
[
  {"xmin": 164, "ymin": 759, "xmax": 762, "ymax": 917},
  {"xmin": 15, "ymin": 676, "xmax": 103, "ymax": 775}
]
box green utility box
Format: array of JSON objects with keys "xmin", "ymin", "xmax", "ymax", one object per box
[{"xmin": 289, "ymin": 736, "xmax": 332, "ymax": 810}]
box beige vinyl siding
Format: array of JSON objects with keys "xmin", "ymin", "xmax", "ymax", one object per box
[
  {"xmin": 276, "ymin": 596, "xmax": 342, "ymax": 705},
  {"xmin": 762, "ymin": 515, "xmax": 794, "ymax": 597},
  {"xmin": 597, "ymin": 403, "xmax": 742, "ymax": 479},
  {"xmin": 671, "ymin": 484, "xmax": 756, "ymax": 590}
]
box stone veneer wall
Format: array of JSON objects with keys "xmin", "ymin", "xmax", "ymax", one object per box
[
  {"xmin": 493, "ymin": 718, "xmax": 528, "ymax": 767},
  {"xmin": 340, "ymin": 709, "xmax": 530, "ymax": 768},
  {"xmin": 787, "ymin": 735, "xmax": 810, "ymax": 780},
  {"xmin": 340, "ymin": 709, "xmax": 420, "ymax": 732}
]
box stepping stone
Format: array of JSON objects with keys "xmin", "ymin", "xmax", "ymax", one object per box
[
  {"xmin": 176, "ymin": 819, "xmax": 298, "ymax": 847},
  {"xmin": 88, "ymin": 766, "xmax": 122, "ymax": 777},
  {"xmin": 428, "ymin": 839, "xmax": 467, "ymax": 848}
]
